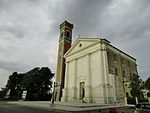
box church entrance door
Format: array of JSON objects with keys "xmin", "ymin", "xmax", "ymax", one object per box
[{"xmin": 79, "ymin": 82, "xmax": 85, "ymax": 100}]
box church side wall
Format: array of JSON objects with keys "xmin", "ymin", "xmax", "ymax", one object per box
[
  {"xmin": 107, "ymin": 47, "xmax": 138, "ymax": 104},
  {"xmin": 107, "ymin": 49, "xmax": 125, "ymax": 104}
]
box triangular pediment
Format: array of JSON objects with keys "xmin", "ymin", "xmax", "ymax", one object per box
[{"xmin": 64, "ymin": 38, "xmax": 100, "ymax": 57}]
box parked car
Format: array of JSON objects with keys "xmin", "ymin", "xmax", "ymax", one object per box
[{"xmin": 134, "ymin": 102, "xmax": 150, "ymax": 113}]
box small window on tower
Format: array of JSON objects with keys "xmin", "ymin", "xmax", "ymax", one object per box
[{"xmin": 61, "ymin": 32, "xmax": 63, "ymax": 38}]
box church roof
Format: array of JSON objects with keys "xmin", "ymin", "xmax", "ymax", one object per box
[
  {"xmin": 64, "ymin": 38, "xmax": 101, "ymax": 57},
  {"xmin": 64, "ymin": 38, "xmax": 136, "ymax": 61}
]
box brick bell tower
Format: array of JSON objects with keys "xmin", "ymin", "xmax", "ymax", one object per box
[{"xmin": 55, "ymin": 20, "xmax": 73, "ymax": 101}]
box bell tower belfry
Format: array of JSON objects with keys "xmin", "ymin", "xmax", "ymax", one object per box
[{"xmin": 56, "ymin": 20, "xmax": 73, "ymax": 101}]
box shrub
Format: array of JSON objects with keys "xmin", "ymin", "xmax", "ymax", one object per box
[{"xmin": 127, "ymin": 96, "xmax": 136, "ymax": 104}]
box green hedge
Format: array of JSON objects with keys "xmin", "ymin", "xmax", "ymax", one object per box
[{"xmin": 127, "ymin": 96, "xmax": 148, "ymax": 104}]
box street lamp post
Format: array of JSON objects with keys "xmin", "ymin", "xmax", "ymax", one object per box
[
  {"xmin": 51, "ymin": 82, "xmax": 62, "ymax": 104},
  {"xmin": 52, "ymin": 82, "xmax": 56, "ymax": 104}
]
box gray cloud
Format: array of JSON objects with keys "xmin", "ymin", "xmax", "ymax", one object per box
[
  {"xmin": 0, "ymin": 0, "xmax": 150, "ymax": 87},
  {"xmin": 60, "ymin": 0, "xmax": 112, "ymax": 38}
]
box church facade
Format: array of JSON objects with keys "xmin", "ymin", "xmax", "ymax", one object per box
[{"xmin": 56, "ymin": 21, "xmax": 138, "ymax": 104}]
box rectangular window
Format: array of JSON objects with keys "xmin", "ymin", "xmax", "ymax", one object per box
[
  {"xmin": 115, "ymin": 68, "xmax": 118, "ymax": 76},
  {"xmin": 128, "ymin": 61, "xmax": 130, "ymax": 67},
  {"xmin": 130, "ymin": 73, "xmax": 132, "ymax": 77},
  {"xmin": 114, "ymin": 54, "xmax": 117, "ymax": 61},
  {"xmin": 130, "ymin": 70, "xmax": 132, "ymax": 77},
  {"xmin": 122, "ymin": 70, "xmax": 125, "ymax": 77},
  {"xmin": 126, "ymin": 92, "xmax": 129, "ymax": 97}
]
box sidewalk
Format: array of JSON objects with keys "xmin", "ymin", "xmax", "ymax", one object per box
[{"xmin": 7, "ymin": 101, "xmax": 135, "ymax": 113}]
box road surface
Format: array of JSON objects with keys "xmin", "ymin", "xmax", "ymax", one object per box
[{"xmin": 0, "ymin": 101, "xmax": 60, "ymax": 113}]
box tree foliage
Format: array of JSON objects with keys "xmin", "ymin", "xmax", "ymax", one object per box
[
  {"xmin": 5, "ymin": 67, "xmax": 54, "ymax": 100},
  {"xmin": 5, "ymin": 72, "xmax": 24, "ymax": 99},
  {"xmin": 145, "ymin": 77, "xmax": 150, "ymax": 89},
  {"xmin": 22, "ymin": 67, "xmax": 54, "ymax": 100},
  {"xmin": 130, "ymin": 74, "xmax": 143, "ymax": 99},
  {"xmin": 0, "ymin": 88, "xmax": 7, "ymax": 99}
]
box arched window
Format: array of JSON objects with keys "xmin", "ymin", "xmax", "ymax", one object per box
[
  {"xmin": 66, "ymin": 31, "xmax": 70, "ymax": 38},
  {"xmin": 61, "ymin": 32, "xmax": 63, "ymax": 38}
]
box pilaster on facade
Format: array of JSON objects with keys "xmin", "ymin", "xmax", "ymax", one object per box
[
  {"xmin": 64, "ymin": 62, "xmax": 69, "ymax": 90},
  {"xmin": 61, "ymin": 62, "xmax": 69, "ymax": 102},
  {"xmin": 61, "ymin": 86, "xmax": 68, "ymax": 102},
  {"xmin": 84, "ymin": 54, "xmax": 92, "ymax": 103},
  {"xmin": 98, "ymin": 49, "xmax": 106, "ymax": 103},
  {"xmin": 72, "ymin": 59, "xmax": 77, "ymax": 100},
  {"xmin": 102, "ymin": 49, "xmax": 110, "ymax": 103}
]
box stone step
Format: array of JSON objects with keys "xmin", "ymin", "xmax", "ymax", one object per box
[{"xmin": 68, "ymin": 100, "xmax": 83, "ymax": 103}]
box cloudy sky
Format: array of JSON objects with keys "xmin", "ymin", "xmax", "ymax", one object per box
[{"xmin": 0, "ymin": 0, "xmax": 150, "ymax": 87}]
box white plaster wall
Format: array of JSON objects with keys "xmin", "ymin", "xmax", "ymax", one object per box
[
  {"xmin": 90, "ymin": 51, "xmax": 106, "ymax": 103},
  {"xmin": 90, "ymin": 51, "xmax": 101, "ymax": 86},
  {"xmin": 108, "ymin": 74, "xmax": 116, "ymax": 103},
  {"xmin": 77, "ymin": 56, "xmax": 87, "ymax": 77},
  {"xmin": 76, "ymin": 56, "xmax": 87, "ymax": 99},
  {"xmin": 68, "ymin": 61, "xmax": 74, "ymax": 88}
]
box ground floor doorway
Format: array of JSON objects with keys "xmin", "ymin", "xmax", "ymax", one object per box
[{"xmin": 79, "ymin": 82, "xmax": 85, "ymax": 100}]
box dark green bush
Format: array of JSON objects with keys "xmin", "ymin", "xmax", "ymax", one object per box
[
  {"xmin": 138, "ymin": 97, "xmax": 148, "ymax": 102},
  {"xmin": 127, "ymin": 96, "xmax": 136, "ymax": 104}
]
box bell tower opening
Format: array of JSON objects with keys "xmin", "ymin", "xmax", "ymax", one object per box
[{"xmin": 55, "ymin": 20, "xmax": 73, "ymax": 101}]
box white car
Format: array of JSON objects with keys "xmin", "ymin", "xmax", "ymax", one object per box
[{"xmin": 134, "ymin": 102, "xmax": 150, "ymax": 113}]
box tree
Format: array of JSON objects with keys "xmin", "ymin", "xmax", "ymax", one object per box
[
  {"xmin": 22, "ymin": 67, "xmax": 54, "ymax": 100},
  {"xmin": 130, "ymin": 74, "xmax": 140, "ymax": 98},
  {"xmin": 5, "ymin": 72, "xmax": 25, "ymax": 99},
  {"xmin": 145, "ymin": 77, "xmax": 150, "ymax": 89},
  {"xmin": 6, "ymin": 72, "xmax": 18, "ymax": 99},
  {"xmin": 130, "ymin": 74, "xmax": 144, "ymax": 103},
  {"xmin": 5, "ymin": 67, "xmax": 54, "ymax": 100},
  {"xmin": 140, "ymin": 79, "xmax": 145, "ymax": 89},
  {"xmin": 0, "ymin": 88, "xmax": 7, "ymax": 99},
  {"xmin": 22, "ymin": 67, "xmax": 40, "ymax": 100},
  {"xmin": 38, "ymin": 67, "xmax": 54, "ymax": 99}
]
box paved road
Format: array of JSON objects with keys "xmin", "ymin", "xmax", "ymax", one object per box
[
  {"xmin": 0, "ymin": 101, "xmax": 135, "ymax": 113},
  {"xmin": 0, "ymin": 101, "xmax": 60, "ymax": 113}
]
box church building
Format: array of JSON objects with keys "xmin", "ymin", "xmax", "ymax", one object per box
[{"xmin": 55, "ymin": 21, "xmax": 138, "ymax": 104}]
